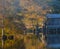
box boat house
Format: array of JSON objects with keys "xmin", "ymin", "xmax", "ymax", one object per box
[{"xmin": 45, "ymin": 14, "xmax": 60, "ymax": 48}]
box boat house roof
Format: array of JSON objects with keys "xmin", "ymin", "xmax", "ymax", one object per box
[{"xmin": 46, "ymin": 14, "xmax": 60, "ymax": 18}]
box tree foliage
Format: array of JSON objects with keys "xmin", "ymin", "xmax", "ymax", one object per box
[{"xmin": 48, "ymin": 0, "xmax": 60, "ymax": 13}]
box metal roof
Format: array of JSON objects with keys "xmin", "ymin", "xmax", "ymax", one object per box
[
  {"xmin": 47, "ymin": 25, "xmax": 60, "ymax": 28},
  {"xmin": 46, "ymin": 14, "xmax": 60, "ymax": 18},
  {"xmin": 47, "ymin": 44, "xmax": 60, "ymax": 48}
]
